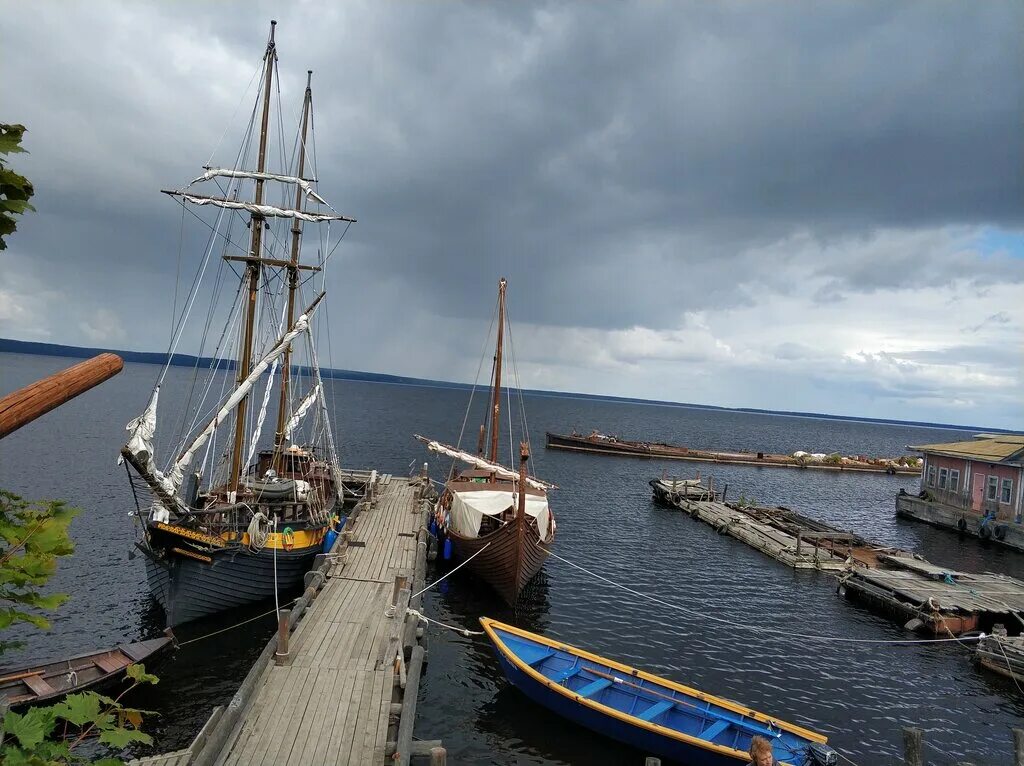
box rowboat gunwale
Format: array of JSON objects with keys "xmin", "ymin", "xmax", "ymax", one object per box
[{"xmin": 480, "ymin": 617, "xmax": 828, "ymax": 761}]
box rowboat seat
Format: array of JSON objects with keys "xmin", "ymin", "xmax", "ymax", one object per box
[
  {"xmin": 94, "ymin": 654, "xmax": 126, "ymax": 674},
  {"xmin": 577, "ymin": 678, "xmax": 612, "ymax": 698},
  {"xmin": 700, "ymin": 718, "xmax": 730, "ymax": 741},
  {"xmin": 525, "ymin": 648, "xmax": 556, "ymax": 667},
  {"xmin": 514, "ymin": 643, "xmax": 555, "ymax": 668},
  {"xmin": 636, "ymin": 699, "xmax": 675, "ymax": 722},
  {"xmin": 23, "ymin": 674, "xmax": 57, "ymax": 697}
]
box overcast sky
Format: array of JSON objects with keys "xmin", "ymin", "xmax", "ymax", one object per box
[{"xmin": 2, "ymin": 2, "xmax": 1022, "ymax": 429}]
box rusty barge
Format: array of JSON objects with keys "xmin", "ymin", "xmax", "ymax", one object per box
[{"xmin": 548, "ymin": 430, "xmax": 920, "ymax": 475}]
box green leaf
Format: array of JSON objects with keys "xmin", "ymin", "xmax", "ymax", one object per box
[
  {"xmin": 0, "ymin": 124, "xmax": 28, "ymax": 155},
  {"xmin": 52, "ymin": 692, "xmax": 101, "ymax": 727},
  {"xmin": 125, "ymin": 663, "xmax": 159, "ymax": 685},
  {"xmin": 98, "ymin": 727, "xmax": 152, "ymax": 747},
  {"xmin": 2, "ymin": 707, "xmax": 55, "ymax": 750}
]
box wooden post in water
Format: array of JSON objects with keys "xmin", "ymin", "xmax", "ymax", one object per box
[
  {"xmin": 645, "ymin": 758, "xmax": 661, "ymax": 766},
  {"xmin": 429, "ymin": 746, "xmax": 447, "ymax": 766},
  {"xmin": 1014, "ymin": 728, "xmax": 1024, "ymax": 766},
  {"xmin": 0, "ymin": 353, "xmax": 123, "ymax": 439},
  {"xmin": 903, "ymin": 727, "xmax": 923, "ymax": 766}
]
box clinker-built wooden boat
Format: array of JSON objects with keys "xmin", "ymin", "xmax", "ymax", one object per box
[
  {"xmin": 418, "ymin": 278, "xmax": 556, "ymax": 604},
  {"xmin": 482, "ymin": 619, "xmax": 838, "ymax": 766},
  {"xmin": 0, "ymin": 637, "xmax": 172, "ymax": 708}
]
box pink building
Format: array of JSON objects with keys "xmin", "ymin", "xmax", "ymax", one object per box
[{"xmin": 896, "ymin": 433, "xmax": 1024, "ymax": 550}]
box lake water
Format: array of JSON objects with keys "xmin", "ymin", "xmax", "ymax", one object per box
[{"xmin": 1, "ymin": 352, "xmax": 1021, "ymax": 765}]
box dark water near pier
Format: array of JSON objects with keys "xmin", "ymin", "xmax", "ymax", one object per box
[{"xmin": 2, "ymin": 352, "xmax": 1022, "ymax": 765}]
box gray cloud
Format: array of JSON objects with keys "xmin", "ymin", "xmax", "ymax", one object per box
[{"xmin": 2, "ymin": 1, "xmax": 1022, "ymax": 428}]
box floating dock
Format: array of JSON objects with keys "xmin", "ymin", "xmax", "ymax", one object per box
[
  {"xmin": 549, "ymin": 430, "xmax": 920, "ymax": 475},
  {"xmin": 655, "ymin": 478, "xmax": 1024, "ymax": 637},
  {"xmin": 134, "ymin": 472, "xmax": 441, "ymax": 766}
]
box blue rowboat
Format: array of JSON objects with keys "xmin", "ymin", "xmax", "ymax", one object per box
[{"xmin": 481, "ymin": 618, "xmax": 837, "ymax": 766}]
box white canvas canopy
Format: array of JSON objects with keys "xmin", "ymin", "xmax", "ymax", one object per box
[{"xmin": 449, "ymin": 489, "xmax": 554, "ymax": 543}]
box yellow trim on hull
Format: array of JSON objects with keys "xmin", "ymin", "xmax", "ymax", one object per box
[
  {"xmin": 221, "ymin": 527, "xmax": 327, "ymax": 551},
  {"xmin": 480, "ymin": 617, "xmax": 827, "ymax": 763}
]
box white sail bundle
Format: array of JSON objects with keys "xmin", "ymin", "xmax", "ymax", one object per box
[
  {"xmin": 415, "ymin": 436, "xmax": 555, "ymax": 491},
  {"xmin": 118, "ymin": 387, "xmax": 178, "ymax": 499},
  {"xmin": 284, "ymin": 383, "xmax": 322, "ymax": 440},
  {"xmin": 190, "ymin": 168, "xmax": 330, "ymax": 207},
  {"xmin": 171, "ymin": 314, "xmax": 311, "ymax": 490},
  {"xmin": 165, "ymin": 190, "xmax": 355, "ymax": 223}
]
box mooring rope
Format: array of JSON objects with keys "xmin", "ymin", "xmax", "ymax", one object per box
[
  {"xmin": 410, "ymin": 541, "xmax": 492, "ymax": 601},
  {"xmin": 544, "ymin": 548, "xmax": 987, "ymax": 646},
  {"xmin": 176, "ymin": 598, "xmax": 300, "ymax": 647},
  {"xmin": 406, "ymin": 608, "xmax": 484, "ymax": 638}
]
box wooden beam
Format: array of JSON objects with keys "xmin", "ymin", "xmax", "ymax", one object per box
[
  {"xmin": 0, "ymin": 353, "xmax": 123, "ymax": 439},
  {"xmin": 223, "ymin": 255, "xmax": 321, "ymax": 271}
]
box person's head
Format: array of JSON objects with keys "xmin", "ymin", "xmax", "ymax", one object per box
[{"xmin": 749, "ymin": 736, "xmax": 774, "ymax": 766}]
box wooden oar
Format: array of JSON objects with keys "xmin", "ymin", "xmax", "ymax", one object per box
[{"xmin": 586, "ymin": 668, "xmax": 782, "ymax": 740}]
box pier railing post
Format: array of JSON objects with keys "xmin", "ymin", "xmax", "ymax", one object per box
[
  {"xmin": 275, "ymin": 608, "xmax": 291, "ymax": 665},
  {"xmin": 903, "ymin": 726, "xmax": 923, "ymax": 766},
  {"xmin": 1014, "ymin": 728, "xmax": 1024, "ymax": 766}
]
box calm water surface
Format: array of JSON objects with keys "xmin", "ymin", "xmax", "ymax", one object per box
[{"xmin": 1, "ymin": 352, "xmax": 1021, "ymax": 765}]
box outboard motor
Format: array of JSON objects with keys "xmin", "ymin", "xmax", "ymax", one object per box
[{"xmin": 808, "ymin": 743, "xmax": 838, "ymax": 766}]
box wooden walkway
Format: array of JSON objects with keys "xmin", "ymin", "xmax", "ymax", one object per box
[{"xmin": 135, "ymin": 473, "xmax": 436, "ymax": 766}]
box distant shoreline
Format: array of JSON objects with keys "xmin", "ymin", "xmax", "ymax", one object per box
[{"xmin": 1, "ymin": 337, "xmax": 1012, "ymax": 435}]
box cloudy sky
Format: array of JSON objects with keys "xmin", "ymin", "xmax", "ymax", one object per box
[{"xmin": 2, "ymin": 2, "xmax": 1022, "ymax": 429}]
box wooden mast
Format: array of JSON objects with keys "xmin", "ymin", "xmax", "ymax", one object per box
[
  {"xmin": 511, "ymin": 441, "xmax": 530, "ymax": 599},
  {"xmin": 273, "ymin": 69, "xmax": 313, "ymax": 467},
  {"xmin": 230, "ymin": 20, "xmax": 277, "ymax": 495},
  {"xmin": 488, "ymin": 277, "xmax": 507, "ymax": 464}
]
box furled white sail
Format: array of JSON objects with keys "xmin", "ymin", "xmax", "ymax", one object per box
[
  {"xmin": 242, "ymin": 357, "xmax": 280, "ymax": 475},
  {"xmin": 190, "ymin": 168, "xmax": 330, "ymax": 206},
  {"xmin": 171, "ymin": 315, "xmax": 310, "ymax": 489},
  {"xmin": 118, "ymin": 387, "xmax": 178, "ymax": 498},
  {"xmin": 166, "ymin": 191, "xmax": 355, "ymax": 223},
  {"xmin": 284, "ymin": 383, "xmax": 322, "ymax": 440},
  {"xmin": 415, "ymin": 436, "xmax": 555, "ymax": 491}
]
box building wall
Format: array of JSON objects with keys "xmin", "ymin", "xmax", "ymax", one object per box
[{"xmin": 920, "ymin": 454, "xmax": 1022, "ymax": 522}]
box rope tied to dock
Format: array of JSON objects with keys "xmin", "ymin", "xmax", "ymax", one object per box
[{"xmin": 406, "ymin": 608, "xmax": 484, "ymax": 638}]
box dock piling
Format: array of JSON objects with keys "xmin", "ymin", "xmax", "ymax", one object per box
[
  {"xmin": 1014, "ymin": 728, "xmax": 1024, "ymax": 766},
  {"xmin": 274, "ymin": 608, "xmax": 290, "ymax": 665},
  {"xmin": 430, "ymin": 746, "xmax": 448, "ymax": 766},
  {"xmin": 903, "ymin": 727, "xmax": 924, "ymax": 766}
]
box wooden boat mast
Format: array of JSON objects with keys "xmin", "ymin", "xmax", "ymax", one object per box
[
  {"xmin": 511, "ymin": 441, "xmax": 529, "ymax": 594},
  {"xmin": 488, "ymin": 277, "xmax": 507, "ymax": 464},
  {"xmin": 273, "ymin": 69, "xmax": 314, "ymax": 468},
  {"xmin": 230, "ymin": 20, "xmax": 277, "ymax": 494}
]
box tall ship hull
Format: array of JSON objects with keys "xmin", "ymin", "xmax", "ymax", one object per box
[{"xmin": 141, "ymin": 542, "xmax": 322, "ymax": 626}]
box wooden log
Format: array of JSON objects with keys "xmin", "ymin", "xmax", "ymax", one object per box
[
  {"xmin": 903, "ymin": 727, "xmax": 923, "ymax": 766},
  {"xmin": 0, "ymin": 353, "xmax": 123, "ymax": 438},
  {"xmin": 395, "ymin": 645, "xmax": 425, "ymax": 766},
  {"xmin": 274, "ymin": 609, "xmax": 290, "ymax": 665},
  {"xmin": 1014, "ymin": 728, "xmax": 1024, "ymax": 766}
]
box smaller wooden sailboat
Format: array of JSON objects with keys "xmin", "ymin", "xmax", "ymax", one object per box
[
  {"xmin": 417, "ymin": 278, "xmax": 556, "ymax": 604},
  {"xmin": 481, "ymin": 619, "xmax": 838, "ymax": 766},
  {"xmin": 0, "ymin": 637, "xmax": 172, "ymax": 708}
]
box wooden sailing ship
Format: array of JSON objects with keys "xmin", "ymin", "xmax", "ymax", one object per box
[
  {"xmin": 418, "ymin": 278, "xmax": 556, "ymax": 604},
  {"xmin": 120, "ymin": 22, "xmax": 353, "ymax": 626}
]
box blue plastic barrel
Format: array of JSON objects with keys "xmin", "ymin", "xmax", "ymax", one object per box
[
  {"xmin": 323, "ymin": 528, "xmax": 338, "ymax": 553},
  {"xmin": 443, "ymin": 537, "xmax": 452, "ymax": 560}
]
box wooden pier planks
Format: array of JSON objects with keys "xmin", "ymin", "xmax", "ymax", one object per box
[
  {"xmin": 674, "ymin": 499, "xmax": 850, "ymax": 570},
  {"xmin": 213, "ymin": 476, "xmax": 424, "ymax": 766}
]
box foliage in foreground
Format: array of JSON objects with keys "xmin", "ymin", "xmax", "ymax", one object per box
[
  {"xmin": 0, "ymin": 491, "xmax": 159, "ymax": 764},
  {"xmin": 0, "ymin": 123, "xmax": 35, "ymax": 250}
]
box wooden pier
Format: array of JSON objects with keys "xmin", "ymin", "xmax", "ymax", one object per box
[{"xmin": 134, "ymin": 472, "xmax": 440, "ymax": 766}]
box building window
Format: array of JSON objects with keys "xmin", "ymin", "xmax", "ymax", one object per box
[
  {"xmin": 938, "ymin": 468, "xmax": 948, "ymax": 489},
  {"xmin": 949, "ymin": 470, "xmax": 960, "ymax": 492},
  {"xmin": 1002, "ymin": 478, "xmax": 1013, "ymax": 504},
  {"xmin": 927, "ymin": 466, "xmax": 936, "ymax": 487},
  {"xmin": 987, "ymin": 476, "xmax": 999, "ymax": 501}
]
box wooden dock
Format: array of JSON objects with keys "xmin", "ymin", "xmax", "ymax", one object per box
[{"xmin": 134, "ymin": 472, "xmax": 440, "ymax": 766}]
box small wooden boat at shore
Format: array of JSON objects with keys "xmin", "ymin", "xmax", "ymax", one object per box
[
  {"xmin": 481, "ymin": 618, "xmax": 837, "ymax": 766},
  {"xmin": 0, "ymin": 637, "xmax": 172, "ymax": 707},
  {"xmin": 649, "ymin": 476, "xmax": 715, "ymax": 505},
  {"xmin": 547, "ymin": 430, "xmax": 920, "ymax": 475}
]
